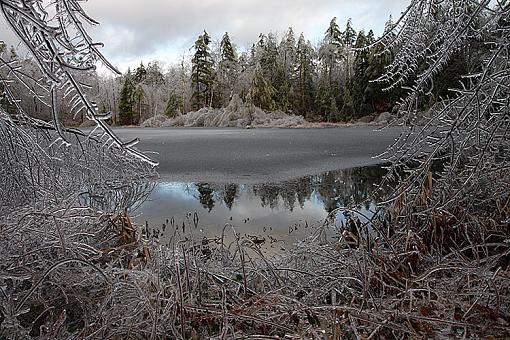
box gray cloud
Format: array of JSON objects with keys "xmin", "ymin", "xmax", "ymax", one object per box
[{"xmin": 1, "ymin": 0, "xmax": 410, "ymax": 70}]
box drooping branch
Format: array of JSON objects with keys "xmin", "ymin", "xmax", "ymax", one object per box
[
  {"xmin": 0, "ymin": 0, "xmax": 158, "ymax": 166},
  {"xmin": 376, "ymin": 0, "xmax": 509, "ymax": 215}
]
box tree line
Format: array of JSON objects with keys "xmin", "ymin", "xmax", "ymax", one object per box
[
  {"xmin": 1, "ymin": 15, "xmax": 479, "ymax": 126},
  {"xmin": 117, "ymin": 17, "xmax": 401, "ymax": 125}
]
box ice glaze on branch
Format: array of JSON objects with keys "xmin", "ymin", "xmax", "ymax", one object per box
[
  {"xmin": 377, "ymin": 0, "xmax": 509, "ymax": 214},
  {"xmin": 0, "ymin": 0, "xmax": 158, "ymax": 166}
]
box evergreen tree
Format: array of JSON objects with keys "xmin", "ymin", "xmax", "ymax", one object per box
[
  {"xmin": 259, "ymin": 33, "xmax": 279, "ymax": 83},
  {"xmin": 134, "ymin": 62, "xmax": 147, "ymax": 83},
  {"xmin": 217, "ymin": 32, "xmax": 238, "ymax": 105},
  {"xmin": 294, "ymin": 33, "xmax": 316, "ymax": 115},
  {"xmin": 132, "ymin": 62, "xmax": 147, "ymax": 124},
  {"xmin": 145, "ymin": 61, "xmax": 166, "ymax": 86},
  {"xmin": 342, "ymin": 18, "xmax": 357, "ymax": 46},
  {"xmin": 315, "ymin": 80, "xmax": 332, "ymax": 119},
  {"xmin": 254, "ymin": 32, "xmax": 288, "ymax": 111},
  {"xmin": 359, "ymin": 16, "xmax": 401, "ymax": 113},
  {"xmin": 341, "ymin": 86, "xmax": 354, "ymax": 119},
  {"xmin": 328, "ymin": 96, "xmax": 339, "ymax": 122},
  {"xmin": 274, "ymin": 28, "xmax": 297, "ymax": 111},
  {"xmin": 324, "ymin": 17, "xmax": 343, "ymax": 46},
  {"xmin": 248, "ymin": 65, "xmax": 276, "ymax": 111},
  {"xmin": 220, "ymin": 32, "xmax": 236, "ymax": 63},
  {"xmin": 318, "ymin": 17, "xmax": 344, "ymax": 120},
  {"xmin": 366, "ymin": 29, "xmax": 375, "ymax": 45},
  {"xmin": 364, "ymin": 41, "xmax": 394, "ymax": 112},
  {"xmin": 273, "ymin": 67, "xmax": 291, "ymax": 111},
  {"xmin": 280, "ymin": 27, "xmax": 297, "ymax": 79},
  {"xmin": 133, "ymin": 85, "xmax": 145, "ymax": 124},
  {"xmin": 351, "ymin": 30, "xmax": 371, "ymax": 116},
  {"xmin": 118, "ymin": 69, "xmax": 136, "ymax": 125},
  {"xmin": 191, "ymin": 30, "xmax": 214, "ymax": 110},
  {"xmin": 320, "ymin": 17, "xmax": 343, "ymax": 83},
  {"xmin": 164, "ymin": 92, "xmax": 182, "ymax": 118},
  {"xmin": 342, "ymin": 18, "xmax": 357, "ymax": 84}
]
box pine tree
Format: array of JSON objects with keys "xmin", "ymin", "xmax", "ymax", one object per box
[
  {"xmin": 343, "ymin": 18, "xmax": 357, "ymax": 46},
  {"xmin": 253, "ymin": 32, "xmax": 288, "ymax": 111},
  {"xmin": 280, "ymin": 27, "xmax": 297, "ymax": 79},
  {"xmin": 294, "ymin": 33, "xmax": 316, "ymax": 115},
  {"xmin": 324, "ymin": 17, "xmax": 343, "ymax": 46},
  {"xmin": 133, "ymin": 85, "xmax": 145, "ymax": 124},
  {"xmin": 217, "ymin": 32, "xmax": 238, "ymax": 106},
  {"xmin": 320, "ymin": 17, "xmax": 343, "ymax": 83},
  {"xmin": 351, "ymin": 30, "xmax": 371, "ymax": 117},
  {"xmin": 132, "ymin": 62, "xmax": 147, "ymax": 124},
  {"xmin": 328, "ymin": 96, "xmax": 339, "ymax": 122},
  {"xmin": 318, "ymin": 17, "xmax": 344, "ymax": 120},
  {"xmin": 315, "ymin": 80, "xmax": 332, "ymax": 119},
  {"xmin": 366, "ymin": 29, "xmax": 375, "ymax": 45},
  {"xmin": 259, "ymin": 33, "xmax": 279, "ymax": 83},
  {"xmin": 341, "ymin": 86, "xmax": 354, "ymax": 119},
  {"xmin": 342, "ymin": 18, "xmax": 357, "ymax": 84},
  {"xmin": 191, "ymin": 30, "xmax": 214, "ymax": 110},
  {"xmin": 274, "ymin": 28, "xmax": 297, "ymax": 111},
  {"xmin": 364, "ymin": 41, "xmax": 394, "ymax": 113},
  {"xmin": 134, "ymin": 62, "xmax": 147, "ymax": 83},
  {"xmin": 248, "ymin": 65, "xmax": 276, "ymax": 111},
  {"xmin": 118, "ymin": 69, "xmax": 136, "ymax": 125},
  {"xmin": 164, "ymin": 92, "xmax": 182, "ymax": 118},
  {"xmin": 220, "ymin": 32, "xmax": 236, "ymax": 63}
]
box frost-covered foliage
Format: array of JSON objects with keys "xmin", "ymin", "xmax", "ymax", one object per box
[
  {"xmin": 379, "ymin": 0, "xmax": 509, "ymax": 214},
  {"xmin": 142, "ymin": 94, "xmax": 307, "ymax": 128},
  {"xmin": 1, "ymin": 0, "xmax": 509, "ymax": 338},
  {"xmin": 0, "ymin": 1, "xmax": 161, "ymax": 338},
  {"xmin": 0, "ymin": 115, "xmax": 156, "ymax": 336},
  {"xmin": 0, "ymin": 0, "xmax": 156, "ymax": 165},
  {"xmin": 0, "ymin": 114, "xmax": 154, "ymax": 213}
]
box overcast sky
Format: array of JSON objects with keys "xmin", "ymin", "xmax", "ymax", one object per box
[{"xmin": 1, "ymin": 0, "xmax": 409, "ymax": 73}]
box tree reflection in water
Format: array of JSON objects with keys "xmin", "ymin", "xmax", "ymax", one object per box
[
  {"xmin": 136, "ymin": 165, "xmax": 391, "ymax": 251},
  {"xmin": 192, "ymin": 166, "xmax": 388, "ymax": 214}
]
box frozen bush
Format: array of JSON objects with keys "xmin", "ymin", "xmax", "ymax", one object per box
[{"xmin": 140, "ymin": 95, "xmax": 307, "ymax": 128}]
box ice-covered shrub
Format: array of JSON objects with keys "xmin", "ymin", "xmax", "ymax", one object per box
[{"xmin": 141, "ymin": 94, "xmax": 307, "ymax": 128}]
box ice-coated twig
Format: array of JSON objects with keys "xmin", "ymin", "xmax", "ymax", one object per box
[{"xmin": 0, "ymin": 0, "xmax": 158, "ymax": 165}]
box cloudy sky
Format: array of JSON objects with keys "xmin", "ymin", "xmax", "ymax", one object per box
[{"xmin": 1, "ymin": 0, "xmax": 409, "ymax": 72}]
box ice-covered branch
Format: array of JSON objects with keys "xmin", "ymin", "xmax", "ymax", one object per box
[
  {"xmin": 0, "ymin": 0, "xmax": 157, "ymax": 165},
  {"xmin": 377, "ymin": 0, "xmax": 509, "ymax": 217}
]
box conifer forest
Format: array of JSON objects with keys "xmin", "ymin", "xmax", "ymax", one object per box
[{"xmin": 0, "ymin": 0, "xmax": 509, "ymax": 338}]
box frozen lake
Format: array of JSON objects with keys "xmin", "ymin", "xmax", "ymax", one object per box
[
  {"xmin": 114, "ymin": 126, "xmax": 402, "ymax": 183},
  {"xmin": 112, "ymin": 127, "xmax": 400, "ymax": 250}
]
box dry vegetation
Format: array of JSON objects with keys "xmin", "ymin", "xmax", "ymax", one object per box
[
  {"xmin": 1, "ymin": 120, "xmax": 507, "ymax": 338},
  {"xmin": 1, "ymin": 0, "xmax": 509, "ymax": 338}
]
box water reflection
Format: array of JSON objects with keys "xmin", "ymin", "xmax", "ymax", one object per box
[
  {"xmin": 78, "ymin": 181, "xmax": 155, "ymax": 213},
  {"xmin": 135, "ymin": 165, "xmax": 388, "ymax": 251}
]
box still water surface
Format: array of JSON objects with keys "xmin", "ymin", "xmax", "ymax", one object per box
[{"xmin": 134, "ymin": 165, "xmax": 388, "ymax": 251}]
